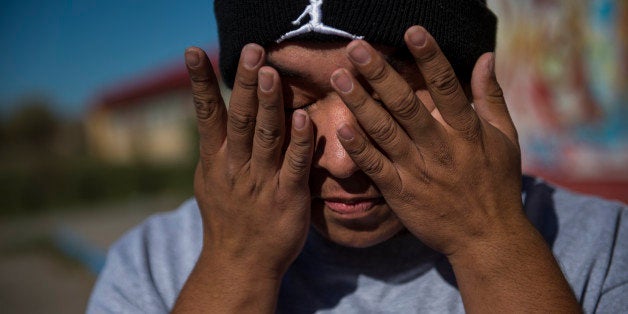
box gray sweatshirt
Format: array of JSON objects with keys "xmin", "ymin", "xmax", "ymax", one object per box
[{"xmin": 87, "ymin": 176, "xmax": 628, "ymax": 313}]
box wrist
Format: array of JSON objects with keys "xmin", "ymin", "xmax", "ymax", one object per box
[
  {"xmin": 444, "ymin": 212, "xmax": 580, "ymax": 312},
  {"xmin": 446, "ymin": 211, "xmax": 543, "ymax": 269},
  {"xmin": 173, "ymin": 244, "xmax": 284, "ymax": 313},
  {"xmin": 199, "ymin": 242, "xmax": 288, "ymax": 283}
]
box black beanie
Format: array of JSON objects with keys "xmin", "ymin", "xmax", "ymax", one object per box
[{"xmin": 214, "ymin": 0, "xmax": 497, "ymax": 88}]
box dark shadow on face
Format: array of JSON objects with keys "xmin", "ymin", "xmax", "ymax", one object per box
[
  {"xmin": 311, "ymin": 136, "xmax": 325, "ymax": 173},
  {"xmin": 309, "ymin": 169, "xmax": 376, "ymax": 196}
]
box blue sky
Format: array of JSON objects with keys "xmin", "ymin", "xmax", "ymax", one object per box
[{"xmin": 0, "ymin": 0, "xmax": 218, "ymax": 118}]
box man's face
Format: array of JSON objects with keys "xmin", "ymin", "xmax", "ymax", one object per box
[{"xmin": 267, "ymin": 41, "xmax": 434, "ymax": 248}]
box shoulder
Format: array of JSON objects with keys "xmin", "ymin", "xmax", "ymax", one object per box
[
  {"xmin": 522, "ymin": 175, "xmax": 625, "ymax": 242},
  {"xmin": 523, "ymin": 176, "xmax": 628, "ymax": 312},
  {"xmin": 551, "ymin": 184, "xmax": 626, "ymax": 271},
  {"xmin": 87, "ymin": 198, "xmax": 203, "ymax": 313}
]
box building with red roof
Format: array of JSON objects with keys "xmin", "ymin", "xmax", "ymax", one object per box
[{"xmin": 85, "ymin": 51, "xmax": 229, "ymax": 164}]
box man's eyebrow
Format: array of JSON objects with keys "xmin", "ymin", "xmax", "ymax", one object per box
[{"xmin": 265, "ymin": 59, "xmax": 312, "ymax": 80}]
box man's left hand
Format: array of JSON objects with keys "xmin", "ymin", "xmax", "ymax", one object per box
[{"xmin": 329, "ymin": 25, "xmax": 523, "ymax": 258}]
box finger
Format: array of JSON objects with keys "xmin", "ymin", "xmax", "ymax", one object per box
[
  {"xmin": 471, "ymin": 53, "xmax": 518, "ymax": 146},
  {"xmin": 336, "ymin": 123, "xmax": 400, "ymax": 190},
  {"xmin": 280, "ymin": 110, "xmax": 314, "ymax": 191},
  {"xmin": 227, "ymin": 44, "xmax": 265, "ymax": 166},
  {"xmin": 251, "ymin": 66, "xmax": 285, "ymax": 173},
  {"xmin": 185, "ymin": 47, "xmax": 227, "ymax": 162},
  {"xmin": 344, "ymin": 40, "xmax": 441, "ymax": 144},
  {"xmin": 330, "ymin": 68, "xmax": 416, "ymax": 163},
  {"xmin": 404, "ymin": 26, "xmax": 480, "ymax": 136}
]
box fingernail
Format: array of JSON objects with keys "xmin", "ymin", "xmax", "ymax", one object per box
[
  {"xmin": 408, "ymin": 27, "xmax": 426, "ymax": 47},
  {"xmin": 348, "ymin": 42, "xmax": 371, "ymax": 64},
  {"xmin": 259, "ymin": 69, "xmax": 274, "ymax": 92},
  {"xmin": 337, "ymin": 124, "xmax": 354, "ymax": 141},
  {"xmin": 185, "ymin": 49, "xmax": 200, "ymax": 67},
  {"xmin": 331, "ymin": 70, "xmax": 353, "ymax": 93},
  {"xmin": 293, "ymin": 110, "xmax": 306, "ymax": 130},
  {"xmin": 243, "ymin": 45, "xmax": 262, "ymax": 69}
]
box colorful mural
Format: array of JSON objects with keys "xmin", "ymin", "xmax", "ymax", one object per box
[{"xmin": 488, "ymin": 0, "xmax": 628, "ymax": 180}]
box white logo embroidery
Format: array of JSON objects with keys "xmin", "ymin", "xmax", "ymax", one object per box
[{"xmin": 276, "ymin": 0, "xmax": 363, "ymax": 43}]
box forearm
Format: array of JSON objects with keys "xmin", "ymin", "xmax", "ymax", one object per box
[
  {"xmin": 449, "ymin": 213, "xmax": 581, "ymax": 313},
  {"xmin": 172, "ymin": 249, "xmax": 283, "ymax": 313}
]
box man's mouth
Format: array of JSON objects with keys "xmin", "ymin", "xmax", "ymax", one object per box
[{"xmin": 322, "ymin": 197, "xmax": 384, "ymax": 216}]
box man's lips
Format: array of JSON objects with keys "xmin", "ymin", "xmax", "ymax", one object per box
[{"xmin": 322, "ymin": 197, "xmax": 384, "ymax": 215}]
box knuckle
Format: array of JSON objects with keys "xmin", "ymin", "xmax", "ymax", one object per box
[
  {"xmin": 397, "ymin": 101, "xmax": 422, "ymax": 122},
  {"xmin": 417, "ymin": 46, "xmax": 439, "ymax": 64},
  {"xmin": 432, "ymin": 142, "xmax": 454, "ymax": 167},
  {"xmin": 259, "ymin": 99, "xmax": 280, "ymax": 112},
  {"xmin": 428, "ymin": 70, "xmax": 459, "ymax": 97},
  {"xmin": 399, "ymin": 189, "xmax": 418, "ymax": 203},
  {"xmin": 487, "ymin": 85, "xmax": 505, "ymax": 104},
  {"xmin": 362, "ymin": 153, "xmax": 385, "ymax": 175},
  {"xmin": 255, "ymin": 125, "xmax": 282, "ymax": 149},
  {"xmin": 370, "ymin": 118, "xmax": 398, "ymax": 144},
  {"xmin": 228, "ymin": 109, "xmax": 256, "ymax": 134},
  {"xmin": 193, "ymin": 95, "xmax": 222, "ymax": 120},
  {"xmin": 457, "ymin": 116, "xmax": 482, "ymax": 142},
  {"xmin": 418, "ymin": 169, "xmax": 432, "ymax": 185},
  {"xmin": 366, "ymin": 62, "xmax": 389, "ymax": 84},
  {"xmin": 286, "ymin": 152, "xmax": 309, "ymax": 174},
  {"xmin": 190, "ymin": 73, "xmax": 212, "ymax": 85},
  {"xmin": 389, "ymin": 91, "xmax": 421, "ymax": 120},
  {"xmin": 291, "ymin": 132, "xmax": 311, "ymax": 150},
  {"xmin": 460, "ymin": 128, "xmax": 481, "ymax": 143},
  {"xmin": 234, "ymin": 74, "xmax": 258, "ymax": 91}
]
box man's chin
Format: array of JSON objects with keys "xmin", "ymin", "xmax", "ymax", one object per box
[
  {"xmin": 311, "ymin": 222, "xmax": 405, "ymax": 248},
  {"xmin": 310, "ymin": 200, "xmax": 406, "ymax": 248}
]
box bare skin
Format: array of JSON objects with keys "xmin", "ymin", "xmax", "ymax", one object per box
[{"xmin": 172, "ymin": 26, "xmax": 580, "ymax": 313}]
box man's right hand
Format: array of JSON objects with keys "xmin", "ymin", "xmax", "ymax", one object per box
[{"xmin": 173, "ymin": 45, "xmax": 314, "ymax": 313}]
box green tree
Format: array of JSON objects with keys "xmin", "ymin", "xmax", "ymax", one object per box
[{"xmin": 5, "ymin": 97, "xmax": 58, "ymax": 151}]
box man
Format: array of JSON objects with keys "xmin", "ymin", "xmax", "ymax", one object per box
[{"xmin": 88, "ymin": 1, "xmax": 628, "ymax": 313}]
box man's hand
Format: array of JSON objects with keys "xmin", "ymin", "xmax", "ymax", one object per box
[
  {"xmin": 329, "ymin": 26, "xmax": 580, "ymax": 312},
  {"xmin": 173, "ymin": 45, "xmax": 314, "ymax": 313},
  {"xmin": 330, "ymin": 25, "xmax": 522, "ymax": 257}
]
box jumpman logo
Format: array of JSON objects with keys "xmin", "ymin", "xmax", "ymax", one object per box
[{"xmin": 276, "ymin": 0, "xmax": 363, "ymax": 43}]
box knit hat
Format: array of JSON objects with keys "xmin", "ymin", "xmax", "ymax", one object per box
[{"xmin": 214, "ymin": 0, "xmax": 497, "ymax": 88}]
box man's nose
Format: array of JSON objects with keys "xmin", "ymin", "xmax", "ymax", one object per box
[
  {"xmin": 313, "ymin": 135, "xmax": 361, "ymax": 179},
  {"xmin": 312, "ymin": 99, "xmax": 361, "ymax": 179}
]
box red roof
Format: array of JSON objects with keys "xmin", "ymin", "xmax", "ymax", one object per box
[
  {"xmin": 533, "ymin": 173, "xmax": 628, "ymax": 204},
  {"xmin": 93, "ymin": 50, "xmax": 220, "ymax": 111}
]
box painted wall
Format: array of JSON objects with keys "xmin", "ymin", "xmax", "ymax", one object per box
[{"xmin": 489, "ymin": 0, "xmax": 627, "ymax": 181}]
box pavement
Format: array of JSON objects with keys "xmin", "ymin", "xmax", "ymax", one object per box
[{"xmin": 0, "ymin": 195, "xmax": 188, "ymax": 314}]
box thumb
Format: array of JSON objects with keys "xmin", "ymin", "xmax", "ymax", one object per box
[{"xmin": 471, "ymin": 52, "xmax": 518, "ymax": 146}]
